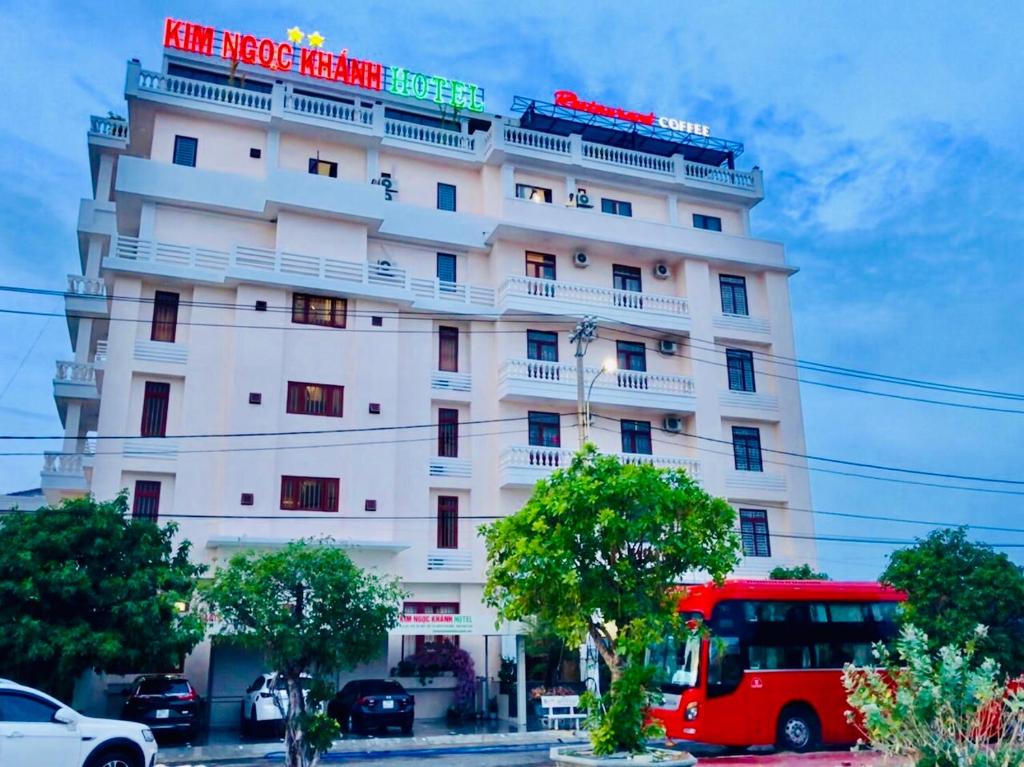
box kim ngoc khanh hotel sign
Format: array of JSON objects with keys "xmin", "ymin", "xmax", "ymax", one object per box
[{"xmin": 162, "ymin": 18, "xmax": 486, "ymax": 112}]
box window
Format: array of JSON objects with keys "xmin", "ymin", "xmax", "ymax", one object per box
[
  {"xmin": 438, "ymin": 326, "xmax": 459, "ymax": 372},
  {"xmin": 693, "ymin": 213, "xmax": 723, "ymax": 231},
  {"xmin": 726, "ymin": 349, "xmax": 756, "ymax": 392},
  {"xmin": 527, "ymin": 330, "xmax": 559, "ymax": 362},
  {"xmin": 172, "ymin": 135, "xmax": 197, "ymax": 167},
  {"xmin": 438, "ymin": 408, "xmax": 459, "ymax": 457},
  {"xmin": 601, "ymin": 198, "xmax": 633, "ymax": 217},
  {"xmin": 436, "ymin": 253, "xmax": 457, "ymax": 288},
  {"xmin": 740, "ymin": 509, "xmax": 771, "ymax": 557},
  {"xmin": 132, "ymin": 480, "xmax": 161, "ymax": 521},
  {"xmin": 308, "ymin": 158, "xmax": 338, "ymax": 177},
  {"xmin": 437, "ymin": 182, "xmax": 457, "ymax": 211},
  {"xmin": 404, "ymin": 602, "xmax": 459, "ymax": 654},
  {"xmin": 732, "ymin": 426, "xmax": 763, "ymax": 472},
  {"xmin": 292, "ymin": 293, "xmax": 347, "ymax": 328},
  {"xmin": 528, "ymin": 411, "xmax": 561, "ymax": 447},
  {"xmin": 0, "ymin": 691, "xmax": 58, "ymax": 722},
  {"xmin": 140, "ymin": 381, "xmax": 170, "ymax": 437},
  {"xmin": 151, "ymin": 291, "xmax": 180, "ymax": 342},
  {"xmin": 286, "ymin": 381, "xmax": 344, "ymax": 418},
  {"xmin": 280, "ymin": 476, "xmax": 339, "ymax": 512},
  {"xmin": 719, "ymin": 275, "xmax": 748, "ymax": 316},
  {"xmin": 525, "ymin": 251, "xmax": 557, "ymax": 280},
  {"xmin": 437, "ymin": 496, "xmax": 458, "ymax": 549},
  {"xmin": 516, "ymin": 183, "xmax": 553, "ymax": 203},
  {"xmin": 616, "ymin": 340, "xmax": 647, "ymax": 372},
  {"xmin": 613, "ymin": 264, "xmax": 642, "ymax": 292},
  {"xmin": 621, "ymin": 420, "xmax": 653, "ymax": 455}
]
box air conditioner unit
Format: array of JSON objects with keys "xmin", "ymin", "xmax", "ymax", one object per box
[
  {"xmin": 573, "ymin": 251, "xmax": 590, "ymax": 268},
  {"xmin": 376, "ymin": 258, "xmax": 396, "ymax": 272},
  {"xmin": 575, "ymin": 188, "xmax": 593, "ymax": 209},
  {"xmin": 662, "ymin": 415, "xmax": 684, "ymax": 433},
  {"xmin": 658, "ymin": 339, "xmax": 678, "ymax": 355},
  {"xmin": 653, "ymin": 262, "xmax": 671, "ymax": 280}
]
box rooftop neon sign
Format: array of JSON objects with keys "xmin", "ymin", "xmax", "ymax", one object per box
[
  {"xmin": 162, "ymin": 19, "xmax": 485, "ymax": 112},
  {"xmin": 554, "ymin": 90, "xmax": 711, "ymax": 137}
]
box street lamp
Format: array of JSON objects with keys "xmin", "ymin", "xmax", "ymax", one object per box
[{"xmin": 584, "ymin": 357, "xmax": 617, "ymax": 440}]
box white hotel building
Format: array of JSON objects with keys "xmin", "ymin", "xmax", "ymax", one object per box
[{"xmin": 50, "ymin": 29, "xmax": 814, "ymax": 720}]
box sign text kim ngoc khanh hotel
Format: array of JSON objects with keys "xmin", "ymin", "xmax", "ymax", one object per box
[{"xmin": 162, "ymin": 18, "xmax": 486, "ymax": 112}]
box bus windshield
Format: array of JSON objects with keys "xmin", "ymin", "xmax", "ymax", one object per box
[{"xmin": 647, "ymin": 614, "xmax": 702, "ymax": 692}]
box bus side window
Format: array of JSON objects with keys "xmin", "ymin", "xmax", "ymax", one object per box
[{"xmin": 707, "ymin": 636, "xmax": 743, "ymax": 697}]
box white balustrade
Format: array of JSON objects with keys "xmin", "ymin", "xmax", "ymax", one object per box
[
  {"xmin": 383, "ymin": 119, "xmax": 475, "ymax": 152},
  {"xmin": 54, "ymin": 360, "xmax": 96, "ymax": 384},
  {"xmin": 42, "ymin": 452, "xmax": 84, "ymax": 475},
  {"xmin": 137, "ymin": 69, "xmax": 272, "ymax": 112},
  {"xmin": 683, "ymin": 161, "xmax": 756, "ymax": 190},
  {"xmin": 89, "ymin": 115, "xmax": 128, "ymax": 140},
  {"xmin": 502, "ymin": 276, "xmax": 689, "ymax": 318},
  {"xmin": 503, "ymin": 359, "xmax": 695, "ymax": 398},
  {"xmin": 501, "ymin": 445, "xmax": 700, "ymax": 480},
  {"xmin": 285, "ymin": 93, "xmax": 373, "ymax": 127},
  {"xmin": 66, "ymin": 274, "xmax": 107, "ymax": 296},
  {"xmin": 502, "ymin": 126, "xmax": 572, "ymax": 155},
  {"xmin": 582, "ymin": 142, "xmax": 674, "ymax": 174}
]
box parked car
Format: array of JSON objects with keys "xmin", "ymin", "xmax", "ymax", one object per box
[
  {"xmin": 120, "ymin": 674, "xmax": 202, "ymax": 741},
  {"xmin": 240, "ymin": 672, "xmax": 312, "ymax": 736},
  {"xmin": 0, "ymin": 677, "xmax": 157, "ymax": 767},
  {"xmin": 328, "ymin": 679, "xmax": 414, "ymax": 735}
]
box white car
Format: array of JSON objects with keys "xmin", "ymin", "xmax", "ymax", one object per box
[
  {"xmin": 240, "ymin": 672, "xmax": 312, "ymax": 735},
  {"xmin": 0, "ymin": 678, "xmax": 157, "ymax": 767}
]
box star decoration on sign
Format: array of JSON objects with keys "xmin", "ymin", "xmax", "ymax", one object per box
[
  {"xmin": 307, "ymin": 30, "xmax": 325, "ymax": 48},
  {"xmin": 286, "ymin": 26, "xmax": 304, "ymax": 44}
]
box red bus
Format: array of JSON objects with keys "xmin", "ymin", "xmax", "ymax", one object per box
[{"xmin": 647, "ymin": 579, "xmax": 905, "ymax": 751}]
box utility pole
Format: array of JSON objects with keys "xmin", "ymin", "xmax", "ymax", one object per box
[{"xmin": 570, "ymin": 316, "xmax": 598, "ymax": 446}]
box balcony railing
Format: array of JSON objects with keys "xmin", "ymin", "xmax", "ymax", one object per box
[
  {"xmin": 501, "ymin": 275, "xmax": 689, "ymax": 320},
  {"xmin": 682, "ymin": 161, "xmax": 756, "ymax": 190},
  {"xmin": 427, "ymin": 550, "xmax": 472, "ymax": 571},
  {"xmin": 42, "ymin": 452, "xmax": 84, "ymax": 476},
  {"xmin": 88, "ymin": 115, "xmax": 129, "ymax": 140},
  {"xmin": 54, "ymin": 360, "xmax": 97, "ymax": 385},
  {"xmin": 66, "ymin": 274, "xmax": 107, "ymax": 296},
  {"xmin": 500, "ymin": 445, "xmax": 701, "ymax": 486},
  {"xmin": 502, "ymin": 359, "xmax": 695, "ymax": 399},
  {"xmin": 137, "ymin": 69, "xmax": 272, "ymax": 112},
  {"xmin": 285, "ymin": 92, "xmax": 372, "ymax": 127},
  {"xmin": 431, "ymin": 371, "xmax": 472, "ymax": 393},
  {"xmin": 583, "ymin": 142, "xmax": 674, "ymax": 174},
  {"xmin": 384, "ymin": 119, "xmax": 476, "ymax": 152}
]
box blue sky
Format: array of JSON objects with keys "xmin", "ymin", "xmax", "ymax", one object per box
[{"xmin": 0, "ymin": 1, "xmax": 1021, "ymax": 579}]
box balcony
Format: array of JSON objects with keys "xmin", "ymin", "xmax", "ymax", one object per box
[
  {"xmin": 53, "ymin": 361, "xmax": 99, "ymax": 401},
  {"xmin": 500, "ymin": 276, "xmax": 690, "ymax": 333},
  {"xmin": 41, "ymin": 452, "xmax": 88, "ymax": 493},
  {"xmin": 65, "ymin": 274, "xmax": 108, "ymax": 318},
  {"xmin": 500, "ymin": 359, "xmax": 696, "ymax": 412},
  {"xmin": 500, "ymin": 445, "xmax": 701, "ymax": 488}
]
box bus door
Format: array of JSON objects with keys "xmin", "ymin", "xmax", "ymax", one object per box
[{"xmin": 703, "ymin": 632, "xmax": 747, "ymax": 744}]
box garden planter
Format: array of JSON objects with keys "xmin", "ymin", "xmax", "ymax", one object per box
[{"xmin": 550, "ymin": 745, "xmax": 696, "ymax": 767}]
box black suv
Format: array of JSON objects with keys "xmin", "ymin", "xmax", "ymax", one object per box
[
  {"xmin": 121, "ymin": 674, "xmax": 202, "ymax": 740},
  {"xmin": 328, "ymin": 679, "xmax": 414, "ymax": 735}
]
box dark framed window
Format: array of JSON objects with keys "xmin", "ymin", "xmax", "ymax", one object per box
[
  {"xmin": 404, "ymin": 602, "xmax": 460, "ymax": 654},
  {"xmin": 525, "ymin": 251, "xmax": 557, "ymax": 280},
  {"xmin": 308, "ymin": 158, "xmax": 338, "ymax": 177},
  {"xmin": 0, "ymin": 691, "xmax": 58, "ymax": 722},
  {"xmin": 694, "ymin": 213, "xmax": 723, "ymax": 231},
  {"xmin": 437, "ymin": 253, "xmax": 457, "ymax": 287},
  {"xmin": 286, "ymin": 381, "xmax": 344, "ymax": 418},
  {"xmin": 726, "ymin": 349, "xmax": 756, "ymax": 392},
  {"xmin": 291, "ymin": 293, "xmax": 347, "ymax": 328},
  {"xmin": 438, "ymin": 326, "xmax": 459, "ymax": 372},
  {"xmin": 613, "ymin": 264, "xmax": 642, "ymax": 292},
  {"xmin": 132, "ymin": 480, "xmax": 161, "ymax": 521},
  {"xmin": 732, "ymin": 426, "xmax": 763, "ymax": 472},
  {"xmin": 616, "ymin": 340, "xmax": 647, "ymax": 372},
  {"xmin": 740, "ymin": 509, "xmax": 771, "ymax": 557},
  {"xmin": 437, "ymin": 496, "xmax": 459, "ymax": 549},
  {"xmin": 151, "ymin": 291, "xmax": 180, "ymax": 342},
  {"xmin": 438, "ymin": 408, "xmax": 459, "ymax": 457},
  {"xmin": 437, "ymin": 182, "xmax": 457, "ymax": 211},
  {"xmin": 516, "ymin": 183, "xmax": 553, "ymax": 203},
  {"xmin": 720, "ymin": 275, "xmax": 749, "ymax": 316},
  {"xmin": 527, "ymin": 330, "xmax": 559, "ymax": 362},
  {"xmin": 621, "ymin": 420, "xmax": 653, "ymax": 455},
  {"xmin": 601, "ymin": 198, "xmax": 633, "ymax": 217},
  {"xmin": 280, "ymin": 476, "xmax": 339, "ymax": 512},
  {"xmin": 172, "ymin": 135, "xmax": 198, "ymax": 167},
  {"xmin": 140, "ymin": 381, "xmax": 170, "ymax": 437},
  {"xmin": 528, "ymin": 411, "xmax": 561, "ymax": 448}
]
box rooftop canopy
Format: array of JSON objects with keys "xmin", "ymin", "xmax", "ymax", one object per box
[{"xmin": 510, "ymin": 96, "xmax": 744, "ymax": 168}]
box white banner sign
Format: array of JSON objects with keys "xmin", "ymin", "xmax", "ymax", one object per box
[{"xmin": 391, "ymin": 613, "xmax": 475, "ymax": 635}]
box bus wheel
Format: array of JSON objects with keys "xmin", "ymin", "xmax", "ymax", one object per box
[{"xmin": 776, "ymin": 705, "xmax": 820, "ymax": 752}]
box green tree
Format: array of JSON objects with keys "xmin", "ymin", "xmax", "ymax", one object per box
[
  {"xmin": 770, "ymin": 563, "xmax": 829, "ymax": 580},
  {"xmin": 0, "ymin": 493, "xmax": 205, "ymax": 700},
  {"xmin": 205, "ymin": 540, "xmax": 404, "ymax": 767},
  {"xmin": 882, "ymin": 528, "xmax": 1024, "ymax": 675},
  {"xmin": 483, "ymin": 445, "xmax": 739, "ymax": 755}
]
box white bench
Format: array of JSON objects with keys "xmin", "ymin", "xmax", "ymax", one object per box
[{"xmin": 539, "ymin": 694, "xmax": 586, "ymax": 730}]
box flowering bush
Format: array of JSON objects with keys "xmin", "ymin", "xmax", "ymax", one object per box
[
  {"xmin": 402, "ymin": 641, "xmax": 476, "ymax": 711},
  {"xmin": 531, "ymin": 685, "xmax": 577, "ymax": 699},
  {"xmin": 843, "ymin": 624, "xmax": 1024, "ymax": 767}
]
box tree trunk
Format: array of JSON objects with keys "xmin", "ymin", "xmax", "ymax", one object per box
[
  {"xmin": 284, "ymin": 672, "xmax": 307, "ymax": 767},
  {"xmin": 587, "ymin": 624, "xmax": 623, "ymax": 685}
]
